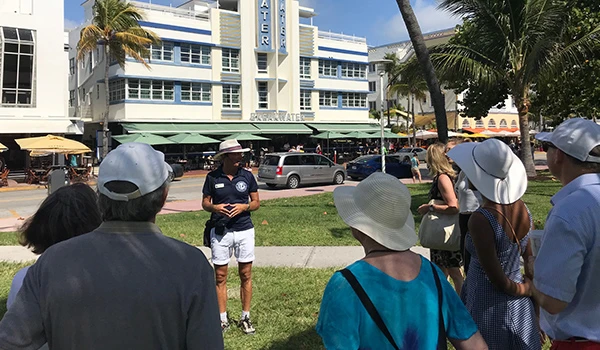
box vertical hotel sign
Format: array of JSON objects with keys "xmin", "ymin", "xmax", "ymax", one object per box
[
  {"xmin": 257, "ymin": 0, "xmax": 272, "ymax": 51},
  {"xmin": 278, "ymin": 0, "xmax": 287, "ymax": 54}
]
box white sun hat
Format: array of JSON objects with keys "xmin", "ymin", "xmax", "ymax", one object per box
[
  {"xmin": 333, "ymin": 172, "xmax": 417, "ymax": 251},
  {"xmin": 447, "ymin": 138, "xmax": 527, "ymax": 205},
  {"xmin": 98, "ymin": 142, "xmax": 171, "ymax": 202},
  {"xmin": 536, "ymin": 118, "xmax": 600, "ymax": 163},
  {"xmin": 214, "ymin": 139, "xmax": 250, "ymax": 160}
]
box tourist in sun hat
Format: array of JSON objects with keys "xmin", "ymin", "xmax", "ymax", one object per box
[
  {"xmin": 202, "ymin": 139, "xmax": 260, "ymax": 335},
  {"xmin": 0, "ymin": 142, "xmax": 223, "ymax": 349},
  {"xmin": 316, "ymin": 172, "xmax": 486, "ymax": 350},
  {"xmin": 528, "ymin": 118, "xmax": 600, "ymax": 349},
  {"xmin": 447, "ymin": 138, "xmax": 540, "ymax": 349}
]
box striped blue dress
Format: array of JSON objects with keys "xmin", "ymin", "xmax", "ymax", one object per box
[{"xmin": 462, "ymin": 207, "xmax": 541, "ymax": 350}]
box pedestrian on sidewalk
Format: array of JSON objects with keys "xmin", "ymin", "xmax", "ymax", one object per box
[
  {"xmin": 0, "ymin": 142, "xmax": 223, "ymax": 350},
  {"xmin": 529, "ymin": 119, "xmax": 600, "ymax": 350},
  {"xmin": 410, "ymin": 152, "xmax": 422, "ymax": 183},
  {"xmin": 317, "ymin": 172, "xmax": 487, "ymax": 350},
  {"xmin": 202, "ymin": 139, "xmax": 260, "ymax": 335}
]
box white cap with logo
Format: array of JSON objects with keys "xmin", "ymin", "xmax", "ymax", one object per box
[
  {"xmin": 536, "ymin": 118, "xmax": 600, "ymax": 164},
  {"xmin": 98, "ymin": 142, "xmax": 171, "ymax": 201}
]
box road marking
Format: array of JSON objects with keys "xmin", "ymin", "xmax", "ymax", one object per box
[
  {"xmin": 9, "ymin": 210, "xmax": 20, "ymax": 218},
  {"xmin": 0, "ymin": 196, "xmax": 45, "ymax": 204}
]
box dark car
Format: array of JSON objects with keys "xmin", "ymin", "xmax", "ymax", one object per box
[{"xmin": 346, "ymin": 155, "xmax": 412, "ymax": 180}]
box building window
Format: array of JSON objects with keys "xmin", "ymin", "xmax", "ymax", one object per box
[
  {"xmin": 181, "ymin": 82, "xmax": 211, "ymax": 102},
  {"xmin": 0, "ymin": 27, "xmax": 35, "ymax": 106},
  {"xmin": 300, "ymin": 90, "xmax": 311, "ymax": 110},
  {"xmin": 127, "ymin": 79, "xmax": 173, "ymax": 101},
  {"xmin": 488, "ymin": 119, "xmax": 496, "ymax": 128},
  {"xmin": 150, "ymin": 42, "xmax": 174, "ymax": 61},
  {"xmin": 368, "ymin": 81, "xmax": 376, "ymax": 92},
  {"xmin": 369, "ymin": 101, "xmax": 376, "ymax": 110},
  {"xmin": 500, "ymin": 119, "xmax": 508, "ymax": 128},
  {"xmin": 109, "ymin": 80, "xmax": 125, "ymax": 102},
  {"xmin": 223, "ymin": 84, "xmax": 240, "ymax": 109},
  {"xmin": 341, "ymin": 63, "xmax": 366, "ymax": 79},
  {"xmin": 475, "ymin": 119, "xmax": 485, "ymax": 128},
  {"xmin": 319, "ymin": 91, "xmax": 337, "ymax": 107},
  {"xmin": 96, "ymin": 84, "xmax": 100, "ymax": 99},
  {"xmin": 318, "ymin": 60, "xmax": 337, "ymax": 77},
  {"xmin": 69, "ymin": 90, "xmax": 75, "ymax": 107},
  {"xmin": 300, "ymin": 57, "xmax": 311, "ymax": 79},
  {"xmin": 342, "ymin": 93, "xmax": 367, "ymax": 108},
  {"xmin": 462, "ymin": 119, "xmax": 470, "ymax": 128},
  {"xmin": 257, "ymin": 82, "xmax": 268, "ymax": 109},
  {"xmin": 257, "ymin": 53, "xmax": 268, "ymax": 73},
  {"xmin": 369, "ymin": 63, "xmax": 377, "ymax": 73},
  {"xmin": 181, "ymin": 43, "xmax": 210, "ymax": 65},
  {"xmin": 511, "ymin": 120, "xmax": 518, "ymax": 128},
  {"xmin": 69, "ymin": 58, "xmax": 75, "ymax": 75},
  {"xmin": 222, "ymin": 48, "xmax": 240, "ymax": 73}
]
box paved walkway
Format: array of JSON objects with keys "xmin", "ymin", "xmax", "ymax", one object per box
[{"xmin": 0, "ymin": 245, "xmax": 430, "ymax": 267}]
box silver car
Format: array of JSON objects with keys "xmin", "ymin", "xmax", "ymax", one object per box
[
  {"xmin": 257, "ymin": 152, "xmax": 346, "ymax": 189},
  {"xmin": 396, "ymin": 147, "xmax": 427, "ymax": 161}
]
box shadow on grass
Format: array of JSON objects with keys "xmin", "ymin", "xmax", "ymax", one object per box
[
  {"xmin": 329, "ymin": 227, "xmax": 352, "ymax": 238},
  {"xmin": 262, "ymin": 327, "xmax": 323, "ymax": 350}
]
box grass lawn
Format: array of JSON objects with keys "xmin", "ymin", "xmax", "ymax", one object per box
[
  {"xmin": 0, "ymin": 177, "xmax": 562, "ymax": 247},
  {"xmin": 0, "ymin": 262, "xmax": 551, "ymax": 350}
]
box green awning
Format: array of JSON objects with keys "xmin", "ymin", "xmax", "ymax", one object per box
[
  {"xmin": 223, "ymin": 133, "xmax": 271, "ymax": 141},
  {"xmin": 311, "ymin": 131, "xmax": 350, "ymax": 140},
  {"xmin": 121, "ymin": 123, "xmax": 260, "ymax": 135},
  {"xmin": 167, "ymin": 133, "xmax": 221, "ymax": 144},
  {"xmin": 252, "ymin": 123, "xmax": 313, "ymax": 134},
  {"xmin": 307, "ymin": 123, "xmax": 382, "ymax": 133},
  {"xmin": 112, "ymin": 133, "xmax": 175, "ymax": 145}
]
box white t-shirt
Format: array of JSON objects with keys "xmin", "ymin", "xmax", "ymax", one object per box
[{"xmin": 455, "ymin": 171, "xmax": 482, "ymax": 214}]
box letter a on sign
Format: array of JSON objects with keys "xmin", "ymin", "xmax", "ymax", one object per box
[{"xmin": 260, "ymin": 0, "xmax": 269, "ymax": 8}]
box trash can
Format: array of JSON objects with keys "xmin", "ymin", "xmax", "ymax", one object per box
[{"xmin": 48, "ymin": 168, "xmax": 70, "ymax": 195}]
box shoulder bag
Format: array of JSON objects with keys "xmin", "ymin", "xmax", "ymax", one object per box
[
  {"xmin": 419, "ymin": 199, "xmax": 461, "ymax": 251},
  {"xmin": 339, "ymin": 261, "xmax": 447, "ymax": 350}
]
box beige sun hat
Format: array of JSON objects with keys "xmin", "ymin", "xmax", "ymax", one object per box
[
  {"xmin": 214, "ymin": 139, "xmax": 249, "ymax": 160},
  {"xmin": 447, "ymin": 138, "xmax": 527, "ymax": 205},
  {"xmin": 333, "ymin": 172, "xmax": 417, "ymax": 251}
]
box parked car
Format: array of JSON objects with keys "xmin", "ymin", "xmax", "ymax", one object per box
[
  {"xmin": 257, "ymin": 153, "xmax": 346, "ymax": 189},
  {"xmin": 396, "ymin": 147, "xmax": 427, "ymax": 161},
  {"xmin": 346, "ymin": 154, "xmax": 413, "ymax": 180}
]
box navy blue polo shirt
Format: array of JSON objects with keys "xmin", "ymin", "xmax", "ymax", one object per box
[{"xmin": 202, "ymin": 166, "xmax": 258, "ymax": 231}]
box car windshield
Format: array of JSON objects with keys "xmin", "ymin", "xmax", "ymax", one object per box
[
  {"xmin": 262, "ymin": 155, "xmax": 280, "ymax": 166},
  {"xmin": 353, "ymin": 155, "xmax": 379, "ymax": 163}
]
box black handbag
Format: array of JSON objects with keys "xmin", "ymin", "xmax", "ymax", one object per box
[
  {"xmin": 339, "ymin": 260, "xmax": 447, "ymax": 350},
  {"xmin": 203, "ymin": 219, "xmax": 214, "ymax": 248}
]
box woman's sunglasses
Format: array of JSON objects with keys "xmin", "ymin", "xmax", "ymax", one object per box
[{"xmin": 542, "ymin": 142, "xmax": 556, "ymax": 152}]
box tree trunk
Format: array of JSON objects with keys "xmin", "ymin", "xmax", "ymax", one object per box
[
  {"xmin": 411, "ymin": 94, "xmax": 416, "ymax": 146},
  {"xmin": 103, "ymin": 45, "xmax": 110, "ymax": 160},
  {"xmin": 395, "ymin": 0, "xmax": 448, "ymax": 143},
  {"xmin": 515, "ymin": 95, "xmax": 537, "ymax": 177}
]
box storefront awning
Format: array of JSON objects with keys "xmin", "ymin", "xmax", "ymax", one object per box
[
  {"xmin": 252, "ymin": 123, "xmax": 313, "ymax": 134},
  {"xmin": 121, "ymin": 123, "xmax": 260, "ymax": 135},
  {"xmin": 306, "ymin": 123, "xmax": 381, "ymax": 133}
]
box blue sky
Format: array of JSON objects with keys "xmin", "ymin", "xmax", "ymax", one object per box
[{"xmin": 63, "ymin": 0, "xmax": 460, "ymax": 46}]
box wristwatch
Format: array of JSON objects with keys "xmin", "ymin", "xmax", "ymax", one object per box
[
  {"xmin": 428, "ymin": 205, "xmax": 434, "ymax": 212},
  {"xmin": 246, "ymin": 203, "xmax": 251, "ymax": 212}
]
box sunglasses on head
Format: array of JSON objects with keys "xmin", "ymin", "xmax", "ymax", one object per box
[{"xmin": 542, "ymin": 142, "xmax": 556, "ymax": 152}]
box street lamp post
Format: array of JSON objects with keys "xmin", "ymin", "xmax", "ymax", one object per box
[{"xmin": 379, "ymin": 71, "xmax": 386, "ymax": 173}]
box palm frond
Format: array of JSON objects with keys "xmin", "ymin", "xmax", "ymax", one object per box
[
  {"xmin": 430, "ymin": 44, "xmax": 504, "ymax": 88},
  {"xmin": 77, "ymin": 25, "xmax": 104, "ymax": 61}
]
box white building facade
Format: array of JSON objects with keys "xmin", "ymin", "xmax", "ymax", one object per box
[
  {"xmin": 69, "ymin": 0, "xmax": 373, "ymax": 151},
  {"xmin": 367, "ymin": 28, "xmax": 521, "ymax": 131},
  {"xmin": 0, "ymin": 0, "xmax": 74, "ymax": 168}
]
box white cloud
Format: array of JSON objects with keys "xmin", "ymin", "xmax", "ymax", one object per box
[
  {"xmin": 378, "ymin": 0, "xmax": 461, "ymax": 44},
  {"xmin": 64, "ymin": 18, "xmax": 79, "ymax": 31}
]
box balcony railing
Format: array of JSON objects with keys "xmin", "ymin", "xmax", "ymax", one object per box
[
  {"xmin": 318, "ymin": 30, "xmax": 367, "ymax": 44},
  {"xmin": 129, "ymin": 1, "xmax": 214, "ymax": 21}
]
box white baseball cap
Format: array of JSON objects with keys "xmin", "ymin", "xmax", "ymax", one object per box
[
  {"xmin": 98, "ymin": 142, "xmax": 171, "ymax": 201},
  {"xmin": 536, "ymin": 118, "xmax": 600, "ymax": 163}
]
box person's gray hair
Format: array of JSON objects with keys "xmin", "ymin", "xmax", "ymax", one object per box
[
  {"xmin": 98, "ymin": 180, "xmax": 169, "ymax": 222},
  {"xmin": 566, "ymin": 145, "xmax": 600, "ymax": 173}
]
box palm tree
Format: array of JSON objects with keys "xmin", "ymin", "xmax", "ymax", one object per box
[
  {"xmin": 77, "ymin": 0, "xmax": 160, "ymax": 158},
  {"xmin": 385, "ymin": 55, "xmax": 428, "ymax": 146},
  {"xmin": 433, "ymin": 0, "xmax": 600, "ymax": 177},
  {"xmin": 395, "ymin": 0, "xmax": 449, "ymax": 143}
]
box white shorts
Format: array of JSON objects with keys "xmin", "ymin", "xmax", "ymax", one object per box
[{"xmin": 210, "ymin": 227, "xmax": 255, "ymax": 265}]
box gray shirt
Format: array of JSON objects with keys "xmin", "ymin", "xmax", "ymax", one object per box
[{"xmin": 0, "ymin": 221, "xmax": 223, "ymax": 350}]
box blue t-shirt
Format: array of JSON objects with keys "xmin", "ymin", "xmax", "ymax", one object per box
[
  {"xmin": 411, "ymin": 157, "xmax": 419, "ymax": 168},
  {"xmin": 316, "ymin": 257, "xmax": 477, "ymax": 349},
  {"xmin": 202, "ymin": 166, "xmax": 258, "ymax": 231}
]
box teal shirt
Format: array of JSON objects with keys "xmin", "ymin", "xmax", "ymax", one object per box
[{"xmin": 317, "ymin": 257, "xmax": 477, "ymax": 349}]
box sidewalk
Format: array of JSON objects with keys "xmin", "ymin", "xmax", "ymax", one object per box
[{"xmin": 0, "ymin": 245, "xmax": 430, "ymax": 267}]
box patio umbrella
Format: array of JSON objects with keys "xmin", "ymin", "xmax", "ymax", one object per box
[
  {"xmin": 468, "ymin": 133, "xmax": 491, "ymax": 139},
  {"xmin": 167, "ymin": 133, "xmax": 220, "ymax": 145},
  {"xmin": 346, "ymin": 131, "xmax": 375, "ymax": 139},
  {"xmin": 0, "ymin": 142, "xmax": 7, "ymax": 152},
  {"xmin": 367, "ymin": 131, "xmax": 406, "ymax": 139},
  {"xmin": 15, "ymin": 134, "xmax": 92, "ymax": 154},
  {"xmin": 223, "ymin": 133, "xmax": 271, "ymax": 141},
  {"xmin": 112, "ymin": 133, "xmax": 175, "ymax": 145},
  {"xmin": 311, "ymin": 131, "xmax": 350, "ymax": 157},
  {"xmin": 414, "ymin": 130, "xmax": 439, "ymax": 140}
]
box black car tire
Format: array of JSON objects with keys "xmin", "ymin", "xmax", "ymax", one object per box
[
  {"xmin": 286, "ymin": 175, "xmax": 300, "ymax": 189},
  {"xmin": 349, "ymin": 176, "xmax": 359, "ymax": 181},
  {"xmin": 333, "ymin": 172, "xmax": 344, "ymax": 185},
  {"xmin": 266, "ymin": 183, "xmax": 278, "ymax": 188}
]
